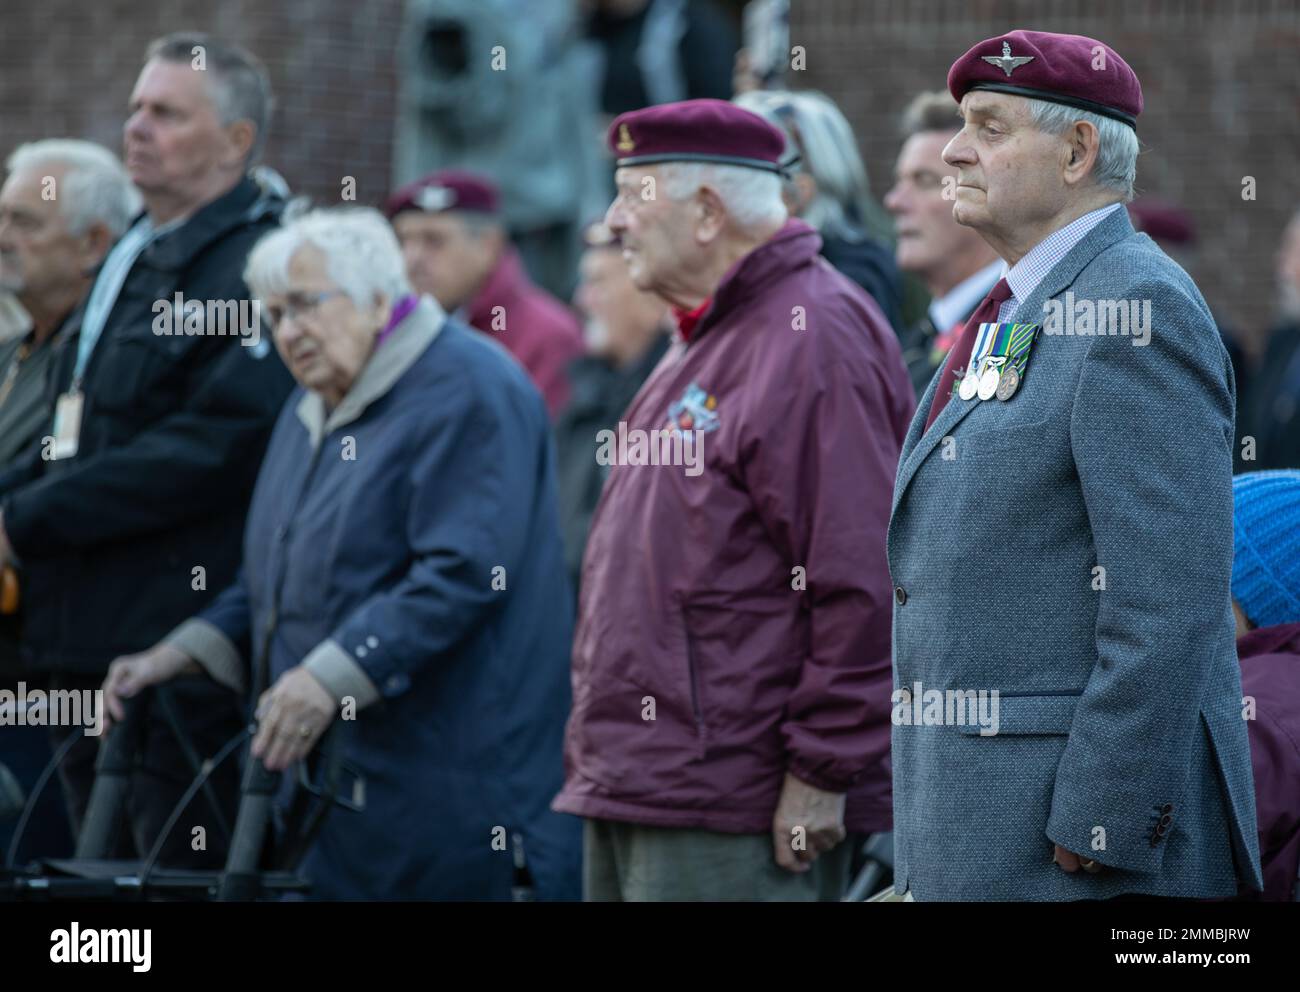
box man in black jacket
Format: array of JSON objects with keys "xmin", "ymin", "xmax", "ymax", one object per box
[{"xmin": 0, "ymin": 32, "xmax": 293, "ymax": 865}]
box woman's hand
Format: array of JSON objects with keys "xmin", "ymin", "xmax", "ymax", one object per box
[
  {"xmin": 102, "ymin": 643, "xmax": 199, "ymax": 732},
  {"xmin": 251, "ymin": 666, "xmax": 335, "ymax": 771}
]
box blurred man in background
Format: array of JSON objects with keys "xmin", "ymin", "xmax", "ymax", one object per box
[
  {"xmin": 387, "ymin": 170, "xmax": 584, "ymax": 418},
  {"xmin": 0, "ymin": 139, "xmax": 139, "ymax": 861},
  {"xmin": 0, "ymin": 141, "xmax": 138, "ymax": 467},
  {"xmin": 554, "ymin": 221, "xmax": 670, "ymax": 592},
  {"xmin": 0, "ymin": 32, "xmax": 293, "ymax": 865},
  {"xmin": 884, "ymin": 90, "xmax": 1001, "ymax": 398},
  {"xmin": 1240, "ymin": 207, "xmax": 1300, "ymax": 471}
]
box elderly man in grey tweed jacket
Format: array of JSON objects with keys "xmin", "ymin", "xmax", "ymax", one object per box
[{"xmin": 887, "ymin": 29, "xmax": 1264, "ymax": 901}]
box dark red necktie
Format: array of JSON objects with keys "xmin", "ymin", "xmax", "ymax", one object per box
[{"xmin": 924, "ymin": 277, "xmax": 1012, "ymax": 432}]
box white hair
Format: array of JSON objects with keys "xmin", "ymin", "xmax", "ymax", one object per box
[
  {"xmin": 1024, "ymin": 98, "xmax": 1139, "ymax": 202},
  {"xmin": 658, "ymin": 161, "xmax": 788, "ymax": 231},
  {"xmin": 733, "ymin": 89, "xmax": 886, "ymax": 240},
  {"xmin": 5, "ymin": 139, "xmax": 141, "ymax": 238},
  {"xmin": 244, "ymin": 207, "xmax": 411, "ymax": 309}
]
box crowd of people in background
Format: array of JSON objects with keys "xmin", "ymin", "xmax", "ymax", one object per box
[{"xmin": 0, "ymin": 7, "xmax": 1297, "ymax": 903}]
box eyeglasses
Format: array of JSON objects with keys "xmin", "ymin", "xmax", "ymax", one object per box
[{"xmin": 263, "ymin": 289, "xmax": 348, "ymax": 328}]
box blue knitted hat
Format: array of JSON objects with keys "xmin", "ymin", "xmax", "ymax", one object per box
[{"xmin": 1232, "ymin": 470, "xmax": 1300, "ymax": 628}]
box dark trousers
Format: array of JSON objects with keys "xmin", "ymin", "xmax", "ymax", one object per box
[{"xmin": 47, "ymin": 671, "xmax": 245, "ymax": 868}]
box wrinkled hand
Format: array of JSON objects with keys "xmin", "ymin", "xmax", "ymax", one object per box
[
  {"xmin": 251, "ymin": 666, "xmax": 335, "ymax": 772},
  {"xmin": 772, "ymin": 772, "xmax": 846, "ymax": 873},
  {"xmin": 1054, "ymin": 843, "xmax": 1104, "ymax": 874},
  {"xmin": 102, "ymin": 643, "xmax": 199, "ymax": 732}
]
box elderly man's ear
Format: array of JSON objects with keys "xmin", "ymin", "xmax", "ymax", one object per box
[
  {"xmin": 220, "ymin": 119, "xmax": 257, "ymax": 171},
  {"xmin": 694, "ymin": 185, "xmax": 729, "ymax": 243},
  {"xmin": 78, "ymin": 222, "xmax": 114, "ymax": 274},
  {"xmin": 1062, "ymin": 120, "xmax": 1102, "ymax": 188}
]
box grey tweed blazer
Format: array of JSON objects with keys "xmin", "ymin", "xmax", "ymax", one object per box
[{"xmin": 887, "ymin": 207, "xmax": 1264, "ymax": 901}]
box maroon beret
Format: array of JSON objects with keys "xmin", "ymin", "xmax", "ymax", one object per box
[
  {"xmin": 608, "ymin": 98, "xmax": 787, "ymax": 174},
  {"xmin": 948, "ymin": 29, "xmax": 1143, "ymax": 129},
  {"xmin": 384, "ymin": 169, "xmax": 499, "ymax": 219},
  {"xmin": 1128, "ymin": 197, "xmax": 1197, "ymax": 245}
]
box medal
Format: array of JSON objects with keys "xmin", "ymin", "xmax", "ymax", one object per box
[
  {"xmin": 977, "ymin": 366, "xmax": 1000, "ymax": 400},
  {"xmin": 996, "ymin": 364, "xmax": 1021, "ymax": 401},
  {"xmin": 958, "ymin": 372, "xmax": 979, "ymax": 400}
]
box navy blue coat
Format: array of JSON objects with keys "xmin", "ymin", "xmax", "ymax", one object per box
[{"xmin": 192, "ymin": 301, "xmax": 580, "ymax": 900}]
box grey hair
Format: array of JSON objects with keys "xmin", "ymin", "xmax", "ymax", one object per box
[
  {"xmin": 5, "ymin": 139, "xmax": 141, "ymax": 237},
  {"xmin": 1024, "ymin": 98, "xmax": 1139, "ymax": 202},
  {"xmin": 145, "ymin": 32, "xmax": 273, "ymax": 165},
  {"xmin": 733, "ymin": 89, "xmax": 893, "ymax": 244},
  {"xmin": 244, "ymin": 207, "xmax": 411, "ymax": 311},
  {"xmin": 658, "ymin": 161, "xmax": 787, "ymax": 232}
]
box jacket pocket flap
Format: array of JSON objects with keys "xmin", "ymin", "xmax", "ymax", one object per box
[{"xmin": 957, "ymin": 692, "xmax": 1081, "ymax": 736}]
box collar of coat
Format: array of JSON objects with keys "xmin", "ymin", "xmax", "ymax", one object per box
[
  {"xmin": 122, "ymin": 176, "xmax": 284, "ymax": 274},
  {"xmin": 464, "ymin": 246, "xmax": 528, "ymax": 330},
  {"xmin": 295, "ymin": 294, "xmax": 447, "ymax": 449},
  {"xmin": 684, "ymin": 217, "xmax": 824, "ymax": 345}
]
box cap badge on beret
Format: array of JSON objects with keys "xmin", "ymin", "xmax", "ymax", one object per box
[
  {"xmin": 607, "ymin": 99, "xmax": 787, "ymax": 175},
  {"xmin": 414, "ymin": 186, "xmax": 456, "ymax": 212},
  {"xmin": 981, "ymin": 41, "xmax": 1034, "ymax": 77}
]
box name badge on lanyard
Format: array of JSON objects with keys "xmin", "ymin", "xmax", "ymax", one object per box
[{"xmin": 51, "ymin": 387, "xmax": 83, "ymax": 460}]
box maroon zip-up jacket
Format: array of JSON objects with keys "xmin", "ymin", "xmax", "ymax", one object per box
[
  {"xmin": 553, "ymin": 219, "xmax": 914, "ymax": 833},
  {"xmin": 465, "ymin": 247, "xmax": 583, "ymax": 418},
  {"xmin": 1237, "ymin": 621, "xmax": 1300, "ymax": 901}
]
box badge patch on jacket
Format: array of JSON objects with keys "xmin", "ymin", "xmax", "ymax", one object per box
[
  {"xmin": 954, "ymin": 322, "xmax": 1042, "ymax": 403},
  {"xmin": 666, "ymin": 382, "xmax": 720, "ymax": 434}
]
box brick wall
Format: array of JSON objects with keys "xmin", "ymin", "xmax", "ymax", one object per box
[
  {"xmin": 0, "ymin": 0, "xmax": 405, "ymax": 211},
  {"xmin": 3, "ymin": 1, "xmax": 1294, "ymax": 345},
  {"xmin": 790, "ymin": 0, "xmax": 1300, "ymax": 350}
]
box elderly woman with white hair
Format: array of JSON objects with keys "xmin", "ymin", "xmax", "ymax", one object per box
[
  {"xmin": 733, "ymin": 89, "xmax": 905, "ymax": 335},
  {"xmin": 101, "ymin": 207, "xmax": 581, "ymax": 900}
]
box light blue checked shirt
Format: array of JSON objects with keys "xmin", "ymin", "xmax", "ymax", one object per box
[{"xmin": 997, "ymin": 202, "xmax": 1123, "ymax": 321}]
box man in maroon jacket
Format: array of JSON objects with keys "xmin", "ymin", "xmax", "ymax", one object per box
[
  {"xmin": 386, "ymin": 170, "xmax": 583, "ymax": 417},
  {"xmin": 553, "ymin": 99, "xmax": 915, "ymax": 900}
]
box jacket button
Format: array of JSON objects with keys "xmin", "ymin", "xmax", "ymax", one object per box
[
  {"xmin": 1159, "ymin": 814, "xmax": 1172, "ymax": 827},
  {"xmin": 1161, "ymin": 803, "xmax": 1174, "ymax": 815},
  {"xmin": 895, "ymin": 586, "xmax": 907, "ymax": 605}
]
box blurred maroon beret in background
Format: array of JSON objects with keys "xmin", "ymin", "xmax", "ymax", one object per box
[{"xmin": 384, "ymin": 169, "xmax": 500, "ymax": 219}]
